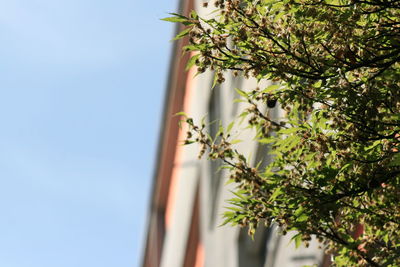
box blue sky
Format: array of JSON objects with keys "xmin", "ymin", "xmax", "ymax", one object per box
[{"xmin": 0, "ymin": 0, "xmax": 176, "ymax": 266}]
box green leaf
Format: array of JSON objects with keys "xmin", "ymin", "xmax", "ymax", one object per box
[
  {"xmin": 262, "ymin": 84, "xmax": 280, "ymax": 93},
  {"xmin": 226, "ymin": 206, "xmax": 242, "ymax": 212},
  {"xmin": 220, "ymin": 211, "xmax": 235, "ymax": 226},
  {"xmin": 235, "ymin": 88, "xmax": 248, "ymax": 98},
  {"xmin": 273, "ymin": 11, "xmax": 285, "ymax": 22},
  {"xmin": 291, "ymin": 233, "xmax": 303, "ymax": 249},
  {"xmin": 258, "ymin": 137, "xmax": 276, "ymax": 144},
  {"xmin": 186, "ymin": 54, "xmax": 200, "ymax": 70},
  {"xmin": 161, "ymin": 14, "xmax": 189, "ymax": 24},
  {"xmin": 294, "ymin": 206, "xmax": 304, "ymax": 217},
  {"xmin": 161, "ymin": 16, "xmax": 184, "ymax": 23},
  {"xmin": 231, "ymin": 190, "xmax": 248, "ymax": 200},
  {"xmin": 269, "ymin": 187, "xmax": 283, "ymax": 201},
  {"xmin": 313, "ymin": 80, "xmax": 322, "ymax": 88},
  {"xmin": 227, "ymin": 121, "xmax": 235, "ymax": 133},
  {"xmin": 175, "ymin": 111, "xmax": 188, "ymax": 117},
  {"xmin": 297, "ymin": 213, "xmax": 308, "ymax": 222},
  {"xmin": 173, "ymin": 27, "xmax": 191, "ymax": 40},
  {"xmin": 212, "ymin": 73, "xmax": 219, "ymax": 88},
  {"xmin": 183, "ymin": 140, "xmax": 195, "ymax": 145}
]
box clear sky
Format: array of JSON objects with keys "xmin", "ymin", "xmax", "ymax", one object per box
[{"xmin": 0, "ymin": 0, "xmax": 177, "ymax": 266}]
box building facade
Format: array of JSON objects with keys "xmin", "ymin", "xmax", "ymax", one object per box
[{"xmin": 142, "ymin": 1, "xmax": 330, "ymax": 266}]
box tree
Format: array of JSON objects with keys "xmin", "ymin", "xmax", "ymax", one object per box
[{"xmin": 164, "ymin": 1, "xmax": 400, "ymax": 266}]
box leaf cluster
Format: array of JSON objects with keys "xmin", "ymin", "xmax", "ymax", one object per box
[{"xmin": 167, "ymin": 1, "xmax": 400, "ymax": 266}]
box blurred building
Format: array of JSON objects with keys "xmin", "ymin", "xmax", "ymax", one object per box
[{"xmin": 142, "ymin": 1, "xmax": 330, "ymax": 266}]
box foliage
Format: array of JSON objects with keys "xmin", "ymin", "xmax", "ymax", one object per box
[{"xmin": 166, "ymin": 0, "xmax": 400, "ymax": 266}]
